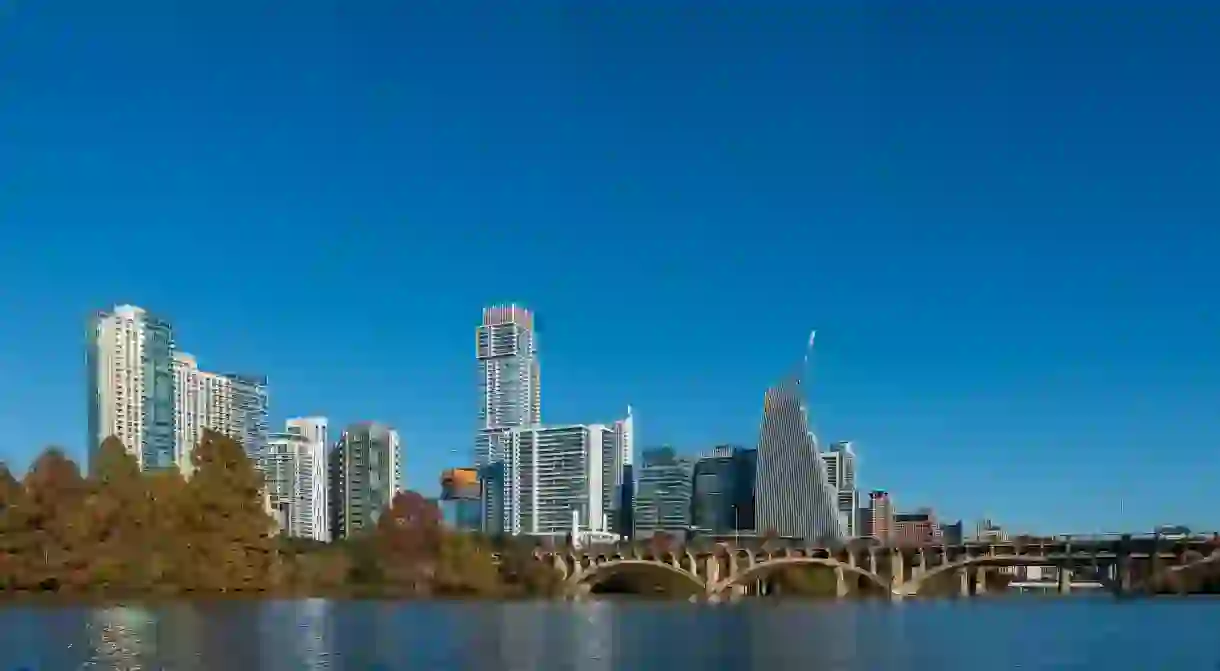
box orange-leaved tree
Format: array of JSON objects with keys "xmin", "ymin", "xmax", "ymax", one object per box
[
  {"xmin": 374, "ymin": 490, "xmax": 442, "ymax": 594},
  {"xmin": 22, "ymin": 448, "xmax": 89, "ymax": 590},
  {"xmin": 179, "ymin": 429, "xmax": 277, "ymax": 591}
]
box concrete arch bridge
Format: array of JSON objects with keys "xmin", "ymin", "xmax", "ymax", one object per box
[{"xmin": 535, "ymin": 536, "xmax": 1220, "ymax": 600}]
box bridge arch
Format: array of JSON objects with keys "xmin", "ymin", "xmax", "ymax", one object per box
[
  {"xmin": 904, "ymin": 555, "xmax": 1108, "ymax": 595},
  {"xmin": 710, "ymin": 557, "xmax": 889, "ymax": 597},
  {"xmin": 569, "ymin": 559, "xmax": 705, "ymax": 597}
]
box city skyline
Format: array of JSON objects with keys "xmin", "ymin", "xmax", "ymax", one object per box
[
  {"xmin": 19, "ymin": 297, "xmax": 1216, "ymax": 540},
  {"xmin": 3, "ymin": 6, "xmax": 1218, "ymax": 535}
]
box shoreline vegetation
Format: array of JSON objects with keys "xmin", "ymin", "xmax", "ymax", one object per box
[
  {"xmin": 2, "ymin": 430, "xmax": 1217, "ymax": 603},
  {"xmin": 0, "ymin": 431, "xmax": 565, "ymax": 601}
]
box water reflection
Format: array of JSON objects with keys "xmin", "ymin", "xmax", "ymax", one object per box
[
  {"xmin": 86, "ymin": 604, "xmax": 155, "ymax": 667},
  {"xmin": 258, "ymin": 599, "xmax": 335, "ymax": 670},
  {"xmin": 572, "ymin": 600, "xmax": 615, "ymax": 671},
  {"xmin": 3, "ymin": 598, "xmax": 1220, "ymax": 669}
]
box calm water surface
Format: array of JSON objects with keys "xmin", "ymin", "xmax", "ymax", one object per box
[{"xmin": 1, "ymin": 597, "xmax": 1218, "ymax": 669}]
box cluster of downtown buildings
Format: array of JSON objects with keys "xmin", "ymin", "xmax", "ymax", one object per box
[
  {"xmin": 442, "ymin": 305, "xmax": 972, "ymax": 547},
  {"xmin": 86, "ymin": 304, "xmax": 402, "ymax": 543},
  {"xmin": 86, "ymin": 302, "xmax": 978, "ymax": 548}
]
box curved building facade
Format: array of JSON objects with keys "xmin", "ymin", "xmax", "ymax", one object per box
[{"xmin": 754, "ymin": 371, "xmax": 846, "ymax": 543}]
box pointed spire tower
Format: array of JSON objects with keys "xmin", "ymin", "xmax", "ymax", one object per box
[{"xmin": 753, "ymin": 330, "xmax": 845, "ymax": 543}]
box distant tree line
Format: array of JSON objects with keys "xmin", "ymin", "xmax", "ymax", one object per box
[{"xmin": 0, "ymin": 430, "xmax": 562, "ymax": 598}]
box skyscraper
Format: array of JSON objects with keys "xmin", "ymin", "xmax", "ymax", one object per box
[
  {"xmin": 172, "ymin": 354, "xmax": 269, "ymax": 477},
  {"xmin": 286, "ymin": 417, "xmax": 329, "ymax": 541},
  {"xmin": 604, "ymin": 407, "xmax": 634, "ymax": 535},
  {"xmin": 329, "ymin": 422, "xmax": 402, "ymax": 540},
  {"xmin": 821, "ymin": 441, "xmax": 860, "ymax": 537},
  {"xmin": 753, "ymin": 335, "xmax": 845, "ymax": 542},
  {"xmin": 505, "ymin": 424, "xmax": 611, "ymax": 536},
  {"xmin": 87, "ymin": 305, "xmax": 176, "ymax": 472},
  {"xmin": 225, "ymin": 373, "xmax": 269, "ymax": 461},
  {"xmin": 692, "ymin": 445, "xmax": 757, "ymax": 535},
  {"xmin": 264, "ymin": 428, "xmax": 325, "ymax": 540},
  {"xmin": 173, "ymin": 352, "xmax": 232, "ymax": 477},
  {"xmin": 869, "ymin": 490, "xmax": 894, "ymax": 543},
  {"xmin": 633, "ymin": 447, "xmax": 695, "ymax": 538},
  {"xmin": 475, "ymin": 304, "xmax": 540, "ymax": 533}
]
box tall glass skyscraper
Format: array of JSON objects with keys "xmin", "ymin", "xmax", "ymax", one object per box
[
  {"xmin": 633, "ymin": 447, "xmax": 695, "ymax": 538},
  {"xmin": 753, "ymin": 337, "xmax": 846, "ymax": 543},
  {"xmin": 692, "ymin": 445, "xmax": 757, "ymax": 535},
  {"xmin": 223, "ymin": 373, "xmax": 269, "ymax": 460},
  {"xmin": 475, "ymin": 304, "xmax": 540, "ymax": 534},
  {"xmin": 87, "ymin": 305, "xmax": 177, "ymax": 472},
  {"xmin": 329, "ymin": 422, "xmax": 402, "ymax": 540}
]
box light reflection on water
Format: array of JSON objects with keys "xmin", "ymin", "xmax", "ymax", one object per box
[
  {"xmin": 85, "ymin": 605, "xmax": 155, "ymax": 669},
  {"xmin": 1, "ymin": 598, "xmax": 1220, "ymax": 669}
]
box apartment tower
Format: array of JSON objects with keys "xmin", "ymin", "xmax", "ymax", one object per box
[
  {"xmin": 87, "ymin": 305, "xmax": 176, "ymax": 472},
  {"xmin": 475, "ymin": 304, "xmax": 540, "ymax": 533}
]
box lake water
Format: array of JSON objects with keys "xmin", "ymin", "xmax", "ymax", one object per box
[{"xmin": 1, "ymin": 597, "xmax": 1218, "ymax": 669}]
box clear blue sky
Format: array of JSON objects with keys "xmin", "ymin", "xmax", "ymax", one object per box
[{"xmin": 1, "ymin": 2, "xmax": 1217, "ymax": 535}]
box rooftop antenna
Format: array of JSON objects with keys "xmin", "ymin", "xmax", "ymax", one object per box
[{"xmin": 801, "ymin": 329, "xmax": 817, "ymax": 382}]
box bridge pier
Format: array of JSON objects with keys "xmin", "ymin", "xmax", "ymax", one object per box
[
  {"xmin": 890, "ymin": 550, "xmax": 905, "ymax": 593},
  {"xmin": 958, "ymin": 568, "xmax": 969, "ymax": 598},
  {"xmin": 834, "ymin": 565, "xmax": 848, "ymax": 599},
  {"xmin": 1058, "ymin": 567, "xmax": 1073, "ymax": 594},
  {"xmin": 975, "ymin": 567, "xmax": 987, "ymax": 595}
]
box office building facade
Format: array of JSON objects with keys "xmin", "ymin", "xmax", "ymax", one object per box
[
  {"xmin": 225, "ymin": 373, "xmax": 269, "ymax": 460},
  {"xmin": 87, "ymin": 305, "xmax": 177, "ymax": 472},
  {"xmin": 264, "ymin": 428, "xmax": 326, "ymax": 540},
  {"xmin": 285, "ymin": 417, "xmax": 329, "ymax": 541},
  {"xmin": 894, "ymin": 508, "xmax": 942, "ymax": 546},
  {"xmin": 691, "ymin": 445, "xmax": 756, "ymax": 535},
  {"xmin": 633, "ymin": 447, "xmax": 695, "ymax": 538},
  {"xmin": 754, "ymin": 365, "xmax": 845, "ymax": 542},
  {"xmin": 329, "ymin": 422, "xmax": 402, "ymax": 540},
  {"xmin": 869, "ymin": 490, "xmax": 895, "ymax": 543},
  {"xmin": 501, "ymin": 423, "xmax": 615, "ymax": 536},
  {"xmin": 440, "ymin": 467, "xmax": 481, "ymax": 531},
  {"xmin": 822, "ymin": 441, "xmax": 860, "ymax": 537},
  {"xmin": 172, "ymin": 353, "xmax": 232, "ymax": 477},
  {"xmin": 475, "ymin": 304, "xmax": 541, "ymax": 533},
  {"xmin": 171, "ymin": 352, "xmax": 269, "ymax": 477}
]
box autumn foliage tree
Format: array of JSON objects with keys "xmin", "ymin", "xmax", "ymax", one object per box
[
  {"xmin": 373, "ymin": 490, "xmax": 443, "ymax": 594},
  {"xmin": 0, "ymin": 433, "xmax": 568, "ymax": 599},
  {"xmin": 177, "ymin": 429, "xmax": 277, "ymax": 591}
]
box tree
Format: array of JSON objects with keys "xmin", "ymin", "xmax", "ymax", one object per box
[
  {"xmin": 374, "ymin": 491, "xmax": 443, "ymax": 594},
  {"xmin": 21, "ymin": 448, "xmax": 88, "ymax": 590},
  {"xmin": 0, "ymin": 462, "xmax": 27, "ymax": 589},
  {"xmin": 80, "ymin": 437, "xmax": 150, "ymax": 589},
  {"xmin": 434, "ymin": 532, "xmax": 500, "ymax": 596},
  {"xmin": 179, "ymin": 430, "xmax": 277, "ymax": 591}
]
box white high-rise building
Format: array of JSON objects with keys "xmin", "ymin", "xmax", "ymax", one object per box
[
  {"xmin": 505, "ymin": 424, "xmax": 608, "ymax": 536},
  {"xmin": 264, "ymin": 429, "xmax": 323, "ymax": 540},
  {"xmin": 171, "ymin": 353, "xmax": 269, "ymax": 477},
  {"xmin": 286, "ymin": 417, "xmax": 329, "ymax": 542},
  {"xmin": 475, "ymin": 304, "xmax": 540, "ymax": 534},
  {"xmin": 172, "ymin": 352, "xmax": 234, "ymax": 477},
  {"xmin": 87, "ymin": 305, "xmax": 177, "ymax": 472},
  {"xmin": 822, "ymin": 441, "xmax": 860, "ymax": 537}
]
